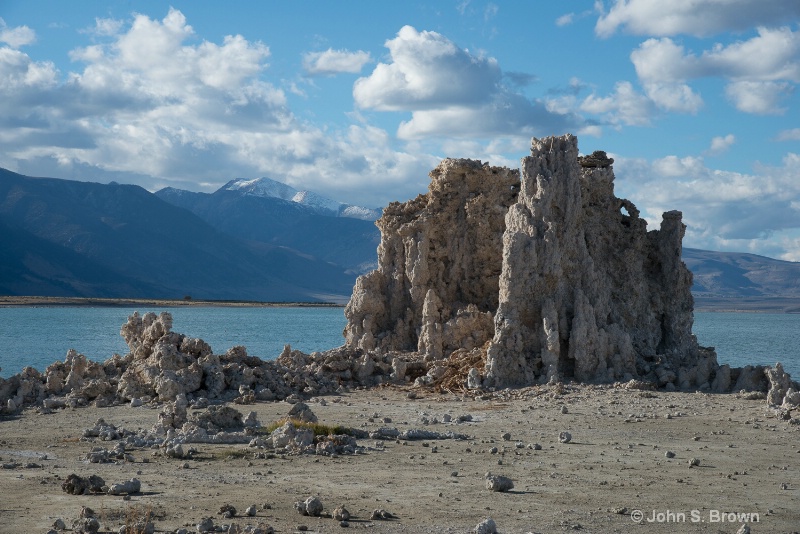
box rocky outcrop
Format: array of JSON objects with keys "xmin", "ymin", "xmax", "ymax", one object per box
[
  {"xmin": 0, "ymin": 135, "xmax": 796, "ymax": 416},
  {"xmin": 484, "ymin": 135, "xmax": 706, "ymax": 387},
  {"xmin": 341, "ymin": 134, "xmax": 794, "ymax": 393}
]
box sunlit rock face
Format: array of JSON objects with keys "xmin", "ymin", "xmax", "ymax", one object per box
[
  {"xmin": 345, "ymin": 134, "xmax": 716, "ymax": 389},
  {"xmin": 484, "ymin": 134, "xmax": 706, "ymax": 387}
]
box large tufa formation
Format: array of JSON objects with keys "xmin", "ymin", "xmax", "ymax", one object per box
[
  {"xmin": 344, "ymin": 134, "xmax": 723, "ymax": 390},
  {"xmin": 484, "ymin": 135, "xmax": 711, "ymax": 388},
  {"xmin": 1, "ymin": 135, "xmax": 797, "ymax": 416}
]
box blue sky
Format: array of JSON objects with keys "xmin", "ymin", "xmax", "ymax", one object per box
[{"xmin": 1, "ymin": 1, "xmax": 799, "ymax": 260}]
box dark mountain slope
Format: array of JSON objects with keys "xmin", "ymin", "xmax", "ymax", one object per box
[
  {"xmin": 683, "ymin": 248, "xmax": 800, "ymax": 298},
  {"xmin": 0, "ymin": 216, "xmax": 165, "ymax": 297},
  {"xmin": 0, "ymin": 168, "xmax": 353, "ymax": 302},
  {"xmin": 155, "ymin": 187, "xmax": 380, "ymax": 274}
]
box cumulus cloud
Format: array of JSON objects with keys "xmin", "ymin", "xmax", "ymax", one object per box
[
  {"xmin": 596, "ymin": 0, "xmax": 800, "ymax": 38},
  {"xmin": 354, "ymin": 26, "xmax": 502, "ymax": 111},
  {"xmin": 630, "ymin": 28, "xmax": 800, "ymax": 114},
  {"xmin": 776, "ymin": 128, "xmax": 800, "ymax": 141},
  {"xmin": 0, "ymin": 18, "xmax": 36, "ymax": 47},
  {"xmin": 0, "ymin": 9, "xmax": 437, "ymax": 207},
  {"xmin": 303, "ymin": 48, "xmax": 371, "ymax": 75},
  {"xmin": 579, "ymin": 81, "xmax": 656, "ymax": 126},
  {"xmin": 354, "ymin": 25, "xmax": 579, "ymax": 139},
  {"xmin": 706, "ymin": 134, "xmax": 736, "ymax": 155},
  {"xmin": 725, "ymin": 80, "xmax": 793, "ymax": 114},
  {"xmin": 556, "ymin": 13, "xmax": 575, "ymax": 27},
  {"xmin": 614, "ymin": 151, "xmax": 800, "ymax": 260}
]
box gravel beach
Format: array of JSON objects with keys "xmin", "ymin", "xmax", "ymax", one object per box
[{"xmin": 1, "ymin": 384, "xmax": 798, "ymax": 533}]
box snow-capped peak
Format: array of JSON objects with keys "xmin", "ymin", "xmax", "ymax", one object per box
[
  {"xmin": 220, "ymin": 176, "xmax": 381, "ymax": 221},
  {"xmin": 291, "ymin": 190, "xmax": 342, "ymax": 216},
  {"xmin": 222, "ymin": 177, "xmax": 297, "ymax": 201}
]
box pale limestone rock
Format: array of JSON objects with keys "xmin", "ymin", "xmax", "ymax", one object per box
[
  {"xmin": 341, "ymin": 135, "xmax": 722, "ymax": 390},
  {"xmin": 344, "ymin": 158, "xmax": 519, "ymax": 355},
  {"xmin": 484, "ymin": 135, "xmax": 708, "ymax": 387}
]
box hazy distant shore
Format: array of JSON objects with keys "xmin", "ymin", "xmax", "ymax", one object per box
[
  {"xmin": 0, "ymin": 296, "xmax": 344, "ymax": 308},
  {"xmin": 4, "ymin": 295, "xmax": 800, "ymax": 312},
  {"xmin": 694, "ymin": 296, "xmax": 800, "ymax": 313}
]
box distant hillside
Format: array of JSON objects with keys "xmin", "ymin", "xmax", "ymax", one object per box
[
  {"xmin": 0, "ymin": 168, "xmax": 354, "ymax": 302},
  {"xmin": 155, "ymin": 187, "xmax": 380, "ymax": 275},
  {"xmin": 683, "ymin": 248, "xmax": 800, "ymax": 312},
  {"xmin": 219, "ymin": 176, "xmax": 382, "ymax": 221},
  {"xmin": 3, "ymin": 167, "xmax": 800, "ymax": 309}
]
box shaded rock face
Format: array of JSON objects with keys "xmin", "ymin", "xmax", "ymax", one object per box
[
  {"xmin": 344, "ymin": 158, "xmax": 519, "ymax": 360},
  {"xmin": 344, "ymin": 134, "xmax": 714, "ymax": 389}
]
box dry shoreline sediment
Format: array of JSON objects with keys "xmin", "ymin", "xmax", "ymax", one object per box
[{"xmin": 1, "ymin": 384, "xmax": 799, "ymax": 533}]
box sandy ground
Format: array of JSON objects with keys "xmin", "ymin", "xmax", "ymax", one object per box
[{"xmin": 1, "ymin": 384, "xmax": 798, "ymax": 534}]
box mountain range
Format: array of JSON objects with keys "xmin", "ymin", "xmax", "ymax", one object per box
[{"xmin": 1, "ymin": 167, "xmax": 799, "ymax": 308}]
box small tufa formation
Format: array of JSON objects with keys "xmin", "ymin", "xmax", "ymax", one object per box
[
  {"xmin": 294, "ymin": 496, "xmax": 323, "ymax": 517},
  {"xmin": 475, "ymin": 517, "xmax": 498, "ymax": 534},
  {"xmin": 485, "ymin": 473, "xmax": 514, "ymax": 492},
  {"xmin": 61, "ymin": 474, "xmax": 106, "ymax": 495}
]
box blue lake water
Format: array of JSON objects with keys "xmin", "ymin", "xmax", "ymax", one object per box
[{"xmin": 0, "ymin": 307, "xmax": 797, "ymax": 379}]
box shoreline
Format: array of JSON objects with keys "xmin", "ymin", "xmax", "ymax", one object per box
[
  {"xmin": 0, "ymin": 296, "xmax": 344, "ymax": 308},
  {"xmin": 4, "ymin": 295, "xmax": 800, "ymax": 313}
]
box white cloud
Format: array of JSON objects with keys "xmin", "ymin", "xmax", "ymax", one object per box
[
  {"xmin": 725, "ymin": 80, "xmax": 792, "ymax": 114},
  {"xmin": 0, "ymin": 9, "xmax": 439, "ymax": 208},
  {"xmin": 354, "ymin": 26, "xmax": 502, "ymax": 111},
  {"xmin": 303, "ymin": 48, "xmax": 371, "ymax": 75},
  {"xmin": 484, "ymin": 3, "xmax": 499, "ymax": 21},
  {"xmin": 0, "ymin": 18, "xmax": 36, "ymax": 48},
  {"xmin": 579, "ymin": 81, "xmax": 656, "ymax": 126},
  {"xmin": 706, "ymin": 134, "xmax": 736, "ymax": 155},
  {"xmin": 81, "ymin": 17, "xmax": 123, "ymax": 37},
  {"xmin": 596, "ymin": 0, "xmax": 800, "ymax": 38},
  {"xmin": 630, "ymin": 28, "xmax": 799, "ymax": 114},
  {"xmin": 354, "ymin": 25, "xmax": 579, "ymax": 139},
  {"xmin": 614, "ymin": 151, "xmax": 800, "ymax": 259},
  {"xmin": 777, "ymin": 128, "xmax": 800, "ymax": 141},
  {"xmin": 556, "ymin": 13, "xmax": 575, "ymax": 27}
]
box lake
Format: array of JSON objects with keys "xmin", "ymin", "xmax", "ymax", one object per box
[{"xmin": 0, "ymin": 307, "xmax": 797, "ymax": 379}]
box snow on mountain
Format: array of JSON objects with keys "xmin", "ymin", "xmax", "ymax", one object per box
[
  {"xmin": 220, "ymin": 177, "xmax": 380, "ymax": 221},
  {"xmin": 341, "ymin": 205, "xmax": 382, "ymax": 220},
  {"xmin": 222, "ymin": 177, "xmax": 297, "ymax": 202},
  {"xmin": 291, "ymin": 190, "xmax": 342, "ymax": 216}
]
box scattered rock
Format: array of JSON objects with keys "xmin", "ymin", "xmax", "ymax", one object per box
[
  {"xmin": 196, "ymin": 517, "xmax": 214, "ymax": 533},
  {"xmin": 218, "ymin": 504, "xmax": 236, "ymax": 518},
  {"xmin": 370, "ymin": 509, "xmax": 395, "ymax": 520},
  {"xmin": 332, "ymin": 506, "xmax": 350, "ymax": 521},
  {"xmin": 61, "ymin": 474, "xmax": 105, "ymax": 495},
  {"xmin": 485, "ymin": 473, "xmax": 514, "ymax": 492},
  {"xmin": 559, "ymin": 431, "xmax": 572, "ymax": 444},
  {"xmin": 665, "ymin": 451, "xmax": 676, "ymax": 459},
  {"xmin": 107, "ymin": 478, "xmax": 141, "ymax": 495},
  {"xmin": 294, "ymin": 496, "xmax": 323, "ymax": 517},
  {"xmin": 475, "ymin": 517, "xmax": 497, "ymax": 534},
  {"xmin": 287, "ymin": 402, "xmax": 317, "ymax": 423}
]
